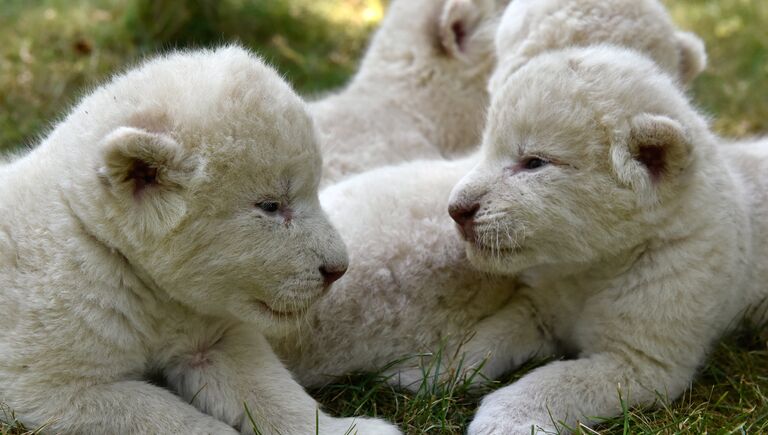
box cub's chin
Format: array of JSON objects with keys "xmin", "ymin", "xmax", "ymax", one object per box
[
  {"xmin": 465, "ymin": 241, "xmax": 532, "ymax": 276},
  {"xmin": 224, "ymin": 295, "xmax": 310, "ymax": 337}
]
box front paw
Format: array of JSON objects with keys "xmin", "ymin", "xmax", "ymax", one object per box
[
  {"xmin": 388, "ymin": 364, "xmax": 487, "ymax": 393},
  {"xmin": 326, "ymin": 417, "xmax": 402, "ymax": 435},
  {"xmin": 468, "ymin": 392, "xmax": 554, "ymax": 435},
  {"xmin": 388, "ymin": 366, "xmax": 437, "ymax": 393},
  {"xmin": 468, "ymin": 416, "xmax": 545, "ymax": 435},
  {"xmin": 190, "ymin": 418, "xmax": 240, "ymax": 435}
]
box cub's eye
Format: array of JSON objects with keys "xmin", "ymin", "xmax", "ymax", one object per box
[
  {"xmin": 256, "ymin": 201, "xmax": 280, "ymax": 213},
  {"xmin": 521, "ymin": 157, "xmax": 550, "ymax": 171}
]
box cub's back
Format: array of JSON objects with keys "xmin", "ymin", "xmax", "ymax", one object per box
[{"xmin": 722, "ymin": 138, "xmax": 768, "ymax": 320}]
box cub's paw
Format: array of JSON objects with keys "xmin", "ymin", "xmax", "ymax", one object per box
[
  {"xmin": 191, "ymin": 418, "xmax": 239, "ymax": 435},
  {"xmin": 388, "ymin": 364, "xmax": 488, "ymax": 393},
  {"xmin": 387, "ymin": 366, "xmax": 438, "ymax": 393},
  {"xmin": 327, "ymin": 417, "xmax": 402, "ymax": 435},
  {"xmin": 468, "ymin": 392, "xmax": 554, "ymax": 435},
  {"xmin": 468, "ymin": 419, "xmax": 544, "ymax": 435}
]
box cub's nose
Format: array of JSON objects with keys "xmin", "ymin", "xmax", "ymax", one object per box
[
  {"xmin": 448, "ymin": 202, "xmax": 480, "ymax": 241},
  {"xmin": 320, "ymin": 265, "xmax": 347, "ymax": 288}
]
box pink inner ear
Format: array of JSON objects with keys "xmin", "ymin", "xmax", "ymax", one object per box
[
  {"xmin": 126, "ymin": 159, "xmax": 158, "ymax": 196},
  {"xmin": 637, "ymin": 145, "xmax": 666, "ymax": 182},
  {"xmin": 452, "ymin": 20, "xmax": 466, "ymax": 51}
]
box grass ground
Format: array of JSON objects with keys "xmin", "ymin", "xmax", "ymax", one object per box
[{"xmin": 1, "ymin": 0, "xmax": 766, "ymax": 433}]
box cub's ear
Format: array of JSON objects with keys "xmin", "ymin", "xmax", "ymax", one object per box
[
  {"xmin": 98, "ymin": 127, "xmax": 200, "ymax": 236},
  {"xmin": 99, "ymin": 127, "xmax": 196, "ymax": 197},
  {"xmin": 675, "ymin": 31, "xmax": 707, "ymax": 85},
  {"xmin": 611, "ymin": 114, "xmax": 692, "ymax": 203},
  {"xmin": 438, "ymin": 0, "xmax": 495, "ymax": 60},
  {"xmin": 628, "ymin": 113, "xmax": 693, "ymax": 183}
]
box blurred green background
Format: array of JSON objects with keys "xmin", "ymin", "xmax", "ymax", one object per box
[
  {"xmin": 0, "ymin": 0, "xmax": 383, "ymax": 152},
  {"xmin": 0, "ymin": 0, "xmax": 766, "ymax": 154}
]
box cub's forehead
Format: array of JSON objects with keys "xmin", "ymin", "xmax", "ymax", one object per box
[
  {"xmin": 192, "ymin": 85, "xmax": 317, "ymax": 158},
  {"xmin": 127, "ymin": 47, "xmax": 319, "ymax": 162},
  {"xmin": 194, "ymin": 108, "xmax": 321, "ymax": 189},
  {"xmin": 166, "ymin": 48, "xmax": 313, "ymax": 151},
  {"xmin": 487, "ymin": 59, "xmax": 600, "ymax": 154},
  {"xmin": 485, "ymin": 47, "xmax": 680, "ymax": 157},
  {"xmin": 493, "ymin": 48, "xmax": 675, "ymax": 124}
]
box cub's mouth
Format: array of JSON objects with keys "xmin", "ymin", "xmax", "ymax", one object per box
[
  {"xmin": 250, "ymin": 298, "xmax": 307, "ymax": 320},
  {"xmin": 466, "ymin": 237, "xmax": 525, "ymax": 258}
]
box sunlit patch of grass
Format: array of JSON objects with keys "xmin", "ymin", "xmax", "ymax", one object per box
[
  {"xmin": 0, "ymin": 0, "xmax": 383, "ymax": 152},
  {"xmin": 123, "ymin": 0, "xmax": 381, "ymax": 93},
  {"xmin": 668, "ymin": 0, "xmax": 768, "ymax": 137},
  {"xmin": 0, "ymin": 0, "xmax": 140, "ymax": 152},
  {"xmin": 303, "ymin": 0, "xmax": 384, "ymax": 26}
]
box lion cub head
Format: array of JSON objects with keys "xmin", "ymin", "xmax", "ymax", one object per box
[
  {"xmin": 449, "ymin": 46, "xmax": 711, "ymax": 275},
  {"xmin": 490, "ymin": 0, "xmax": 707, "ymax": 92},
  {"xmin": 69, "ymin": 46, "xmax": 347, "ymax": 334}
]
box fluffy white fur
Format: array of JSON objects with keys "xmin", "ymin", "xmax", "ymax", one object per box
[
  {"xmin": 274, "ymin": 155, "xmax": 521, "ymax": 387},
  {"xmin": 0, "ymin": 47, "xmax": 399, "ymax": 435},
  {"xmin": 719, "ymin": 137, "xmax": 768, "ymax": 327},
  {"xmin": 312, "ymin": 0, "xmax": 511, "ymax": 186},
  {"xmin": 488, "ymin": 0, "xmax": 706, "ymax": 92},
  {"xmin": 314, "ymin": 0, "xmax": 706, "ymax": 186},
  {"xmin": 274, "ymin": 0, "xmax": 708, "ymax": 390},
  {"xmin": 450, "ymin": 46, "xmax": 767, "ymax": 434}
]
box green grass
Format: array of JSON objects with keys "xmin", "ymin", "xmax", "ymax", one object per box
[
  {"xmin": 668, "ymin": 0, "xmax": 768, "ymax": 137},
  {"xmin": 1, "ymin": 0, "xmax": 767, "ymax": 434},
  {"xmin": 307, "ymin": 323, "xmax": 768, "ymax": 434},
  {"xmin": 0, "ymin": 0, "xmax": 380, "ymax": 153}
]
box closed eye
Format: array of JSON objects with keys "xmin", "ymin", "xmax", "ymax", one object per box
[
  {"xmin": 256, "ymin": 201, "xmax": 280, "ymax": 213},
  {"xmin": 520, "ymin": 156, "xmax": 550, "ymax": 171}
]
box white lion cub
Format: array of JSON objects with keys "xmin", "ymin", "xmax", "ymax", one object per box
[
  {"xmin": 449, "ymin": 46, "xmax": 766, "ymax": 434},
  {"xmin": 314, "ymin": 0, "xmax": 511, "ymax": 185},
  {"xmin": 275, "ymin": 0, "xmax": 709, "ymax": 391},
  {"xmin": 489, "ymin": 0, "xmax": 706, "ymax": 92},
  {"xmin": 0, "ymin": 47, "xmax": 399, "ymax": 435}
]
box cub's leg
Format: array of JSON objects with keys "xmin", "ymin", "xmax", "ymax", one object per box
[
  {"xmin": 391, "ymin": 292, "xmax": 557, "ymax": 392},
  {"xmin": 468, "ymin": 352, "xmax": 696, "ymax": 435},
  {"xmin": 165, "ymin": 324, "xmax": 401, "ymax": 435},
  {"xmin": 25, "ymin": 380, "xmax": 239, "ymax": 434}
]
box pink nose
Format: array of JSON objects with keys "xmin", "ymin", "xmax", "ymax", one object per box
[
  {"xmin": 320, "ymin": 265, "xmax": 347, "ymax": 288},
  {"xmin": 448, "ymin": 202, "xmax": 479, "ymax": 241}
]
